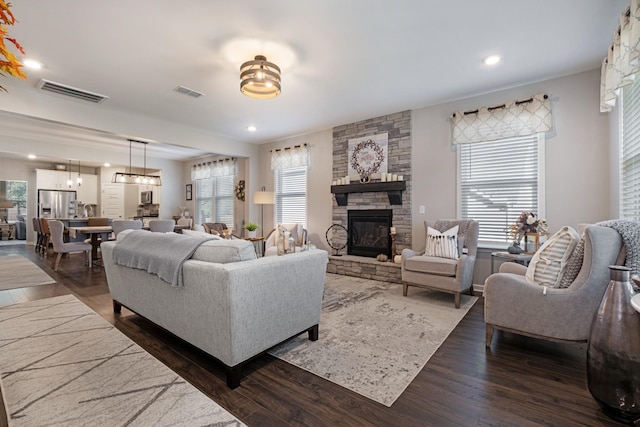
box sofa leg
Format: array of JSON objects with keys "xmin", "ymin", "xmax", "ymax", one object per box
[
  {"xmin": 402, "ymin": 282, "xmax": 408, "ymax": 296},
  {"xmin": 308, "ymin": 324, "xmax": 319, "ymax": 341},
  {"xmin": 486, "ymin": 324, "xmax": 494, "ymax": 348},
  {"xmin": 226, "ymin": 365, "xmax": 242, "ymax": 389},
  {"xmin": 113, "ymin": 300, "xmax": 122, "ymax": 314},
  {"xmin": 454, "ymin": 292, "xmax": 460, "ymax": 309}
]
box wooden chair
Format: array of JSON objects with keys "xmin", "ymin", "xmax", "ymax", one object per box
[
  {"xmin": 48, "ymin": 220, "xmax": 92, "ymax": 271},
  {"xmin": 39, "ymin": 218, "xmax": 52, "ymax": 255},
  {"xmin": 32, "ymin": 217, "xmax": 43, "ymax": 253}
]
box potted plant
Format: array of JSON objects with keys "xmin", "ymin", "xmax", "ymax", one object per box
[{"xmin": 243, "ymin": 222, "xmax": 259, "ymax": 238}]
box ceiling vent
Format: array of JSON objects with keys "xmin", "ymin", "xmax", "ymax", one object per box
[
  {"xmin": 36, "ymin": 79, "xmax": 109, "ymax": 104},
  {"xmin": 175, "ymin": 85, "xmax": 204, "ymax": 98}
]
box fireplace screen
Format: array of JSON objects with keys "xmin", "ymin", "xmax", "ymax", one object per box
[{"xmin": 348, "ymin": 209, "xmax": 392, "ymax": 258}]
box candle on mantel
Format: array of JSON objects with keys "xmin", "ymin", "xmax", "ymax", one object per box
[{"xmin": 390, "ymin": 227, "xmax": 397, "ymax": 235}]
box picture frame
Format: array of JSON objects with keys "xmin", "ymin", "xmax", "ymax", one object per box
[{"xmin": 186, "ymin": 184, "xmax": 192, "ymax": 201}]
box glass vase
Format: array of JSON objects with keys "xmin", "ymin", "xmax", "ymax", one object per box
[{"xmin": 587, "ymin": 265, "xmax": 640, "ymax": 424}]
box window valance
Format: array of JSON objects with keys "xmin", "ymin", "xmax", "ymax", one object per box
[
  {"xmin": 271, "ymin": 144, "xmax": 310, "ymax": 171},
  {"xmin": 601, "ymin": 1, "xmax": 640, "ymax": 112},
  {"xmin": 191, "ymin": 158, "xmax": 237, "ymax": 180},
  {"xmin": 450, "ymin": 93, "xmax": 552, "ymax": 145}
]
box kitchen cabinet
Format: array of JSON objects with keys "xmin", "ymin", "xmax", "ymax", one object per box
[{"xmin": 37, "ymin": 169, "xmax": 99, "ymax": 204}]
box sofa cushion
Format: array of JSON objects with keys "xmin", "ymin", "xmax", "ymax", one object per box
[
  {"xmin": 191, "ymin": 239, "xmax": 257, "ymax": 263},
  {"xmin": 525, "ymin": 226, "xmax": 580, "ymax": 287},
  {"xmin": 183, "ymin": 229, "xmax": 222, "ymax": 240},
  {"xmin": 404, "ymin": 255, "xmax": 457, "ymax": 276},
  {"xmin": 425, "ymin": 225, "xmax": 459, "ymax": 259}
]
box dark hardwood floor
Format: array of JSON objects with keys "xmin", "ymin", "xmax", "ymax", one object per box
[{"xmin": 0, "ymin": 244, "xmax": 625, "ymax": 426}]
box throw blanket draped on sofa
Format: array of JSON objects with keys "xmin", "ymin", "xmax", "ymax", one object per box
[
  {"xmin": 596, "ymin": 219, "xmax": 640, "ymax": 276},
  {"xmin": 112, "ymin": 230, "xmax": 213, "ymax": 287}
]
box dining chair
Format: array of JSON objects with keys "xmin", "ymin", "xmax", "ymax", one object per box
[
  {"xmin": 177, "ymin": 218, "xmax": 193, "ymax": 229},
  {"xmin": 149, "ymin": 219, "xmax": 175, "ymax": 233},
  {"xmin": 111, "ymin": 219, "xmax": 143, "ymax": 237},
  {"xmin": 32, "ymin": 217, "xmax": 43, "ymax": 253},
  {"xmin": 39, "ymin": 218, "xmax": 52, "ymax": 255},
  {"xmin": 48, "ymin": 220, "xmax": 92, "ymax": 271}
]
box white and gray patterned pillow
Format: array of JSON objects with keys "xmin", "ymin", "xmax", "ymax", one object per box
[
  {"xmin": 425, "ymin": 225, "xmax": 459, "ymax": 259},
  {"xmin": 556, "ymin": 239, "xmax": 585, "ymax": 288},
  {"xmin": 525, "ymin": 226, "xmax": 580, "ymax": 287}
]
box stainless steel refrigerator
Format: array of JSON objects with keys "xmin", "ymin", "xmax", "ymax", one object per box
[{"xmin": 38, "ymin": 189, "xmax": 77, "ymax": 219}]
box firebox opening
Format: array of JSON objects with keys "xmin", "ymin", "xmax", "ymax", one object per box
[{"xmin": 348, "ymin": 209, "xmax": 393, "ymax": 258}]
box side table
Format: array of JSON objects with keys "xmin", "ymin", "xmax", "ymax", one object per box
[
  {"xmin": 245, "ymin": 237, "xmax": 265, "ymax": 257},
  {"xmin": 490, "ymin": 251, "xmax": 533, "ymax": 274}
]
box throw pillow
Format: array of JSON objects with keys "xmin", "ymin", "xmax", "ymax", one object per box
[
  {"xmin": 425, "ymin": 225, "xmax": 459, "ymax": 260},
  {"xmin": 525, "ymin": 226, "xmax": 580, "ymax": 287},
  {"xmin": 556, "ymin": 238, "xmax": 585, "ymax": 288}
]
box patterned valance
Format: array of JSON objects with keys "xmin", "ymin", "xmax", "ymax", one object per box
[
  {"xmin": 191, "ymin": 158, "xmax": 236, "ymax": 180},
  {"xmin": 271, "ymin": 144, "xmax": 310, "ymax": 171},
  {"xmin": 601, "ymin": 1, "xmax": 640, "ymax": 112},
  {"xmin": 450, "ymin": 93, "xmax": 552, "ymax": 145}
]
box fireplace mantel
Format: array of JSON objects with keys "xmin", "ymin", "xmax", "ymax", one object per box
[{"xmin": 330, "ymin": 181, "xmax": 406, "ymax": 206}]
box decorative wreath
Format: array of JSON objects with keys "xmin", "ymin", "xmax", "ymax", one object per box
[
  {"xmin": 350, "ymin": 139, "xmax": 384, "ymax": 177},
  {"xmin": 234, "ymin": 180, "xmax": 245, "ymax": 201}
]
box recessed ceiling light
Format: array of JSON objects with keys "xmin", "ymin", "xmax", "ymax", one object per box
[
  {"xmin": 104, "ymin": 163, "xmax": 111, "ymax": 167},
  {"xmin": 23, "ymin": 59, "xmax": 43, "ymax": 69},
  {"xmin": 247, "ymin": 125, "xmax": 257, "ymax": 132},
  {"xmin": 483, "ymin": 55, "xmax": 501, "ymax": 65},
  {"xmin": 27, "ymin": 154, "xmax": 36, "ymax": 159}
]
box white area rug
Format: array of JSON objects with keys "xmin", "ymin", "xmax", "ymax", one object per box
[
  {"xmin": 269, "ymin": 273, "xmax": 477, "ymax": 407},
  {"xmin": 0, "ymin": 255, "xmax": 56, "ymax": 291},
  {"xmin": 0, "ymin": 295, "xmax": 245, "ymax": 426}
]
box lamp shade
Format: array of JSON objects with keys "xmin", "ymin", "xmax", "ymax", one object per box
[
  {"xmin": 0, "ymin": 200, "xmax": 13, "ymax": 209},
  {"xmin": 254, "ymin": 191, "xmax": 274, "ymax": 205}
]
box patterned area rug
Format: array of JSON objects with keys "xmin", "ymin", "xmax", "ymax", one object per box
[
  {"xmin": 0, "ymin": 295, "xmax": 245, "ymax": 426},
  {"xmin": 0, "ymin": 255, "xmax": 56, "ymax": 291},
  {"xmin": 269, "ymin": 273, "xmax": 477, "ymax": 407}
]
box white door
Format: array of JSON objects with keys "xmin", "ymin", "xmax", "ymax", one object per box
[{"xmin": 102, "ymin": 184, "xmax": 124, "ymax": 219}]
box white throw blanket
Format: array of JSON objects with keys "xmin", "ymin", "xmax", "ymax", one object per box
[{"xmin": 112, "ymin": 230, "xmax": 213, "ymax": 287}]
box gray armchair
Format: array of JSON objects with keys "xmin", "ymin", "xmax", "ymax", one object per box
[
  {"xmin": 484, "ymin": 225, "xmax": 623, "ymax": 347},
  {"xmin": 401, "ymin": 219, "xmax": 479, "ymax": 308}
]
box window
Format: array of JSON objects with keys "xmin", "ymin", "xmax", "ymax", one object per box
[
  {"xmin": 194, "ymin": 176, "xmax": 234, "ymax": 225},
  {"xmin": 621, "ymin": 79, "xmax": 640, "ymax": 221},
  {"xmin": 275, "ymin": 166, "xmax": 307, "ymax": 227},
  {"xmin": 458, "ymin": 134, "xmax": 545, "ymax": 245}
]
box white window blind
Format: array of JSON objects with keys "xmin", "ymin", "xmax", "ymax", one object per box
[
  {"xmin": 195, "ymin": 178, "xmax": 213, "ymax": 225},
  {"xmin": 215, "ymin": 175, "xmax": 234, "ymax": 225},
  {"xmin": 621, "ymin": 79, "xmax": 640, "ymax": 221},
  {"xmin": 194, "ymin": 176, "xmax": 234, "ymax": 225},
  {"xmin": 275, "ymin": 166, "xmax": 307, "ymax": 227},
  {"xmin": 458, "ymin": 134, "xmax": 544, "ymax": 244}
]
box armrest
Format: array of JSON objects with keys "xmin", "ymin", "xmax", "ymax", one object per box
[{"xmin": 498, "ymin": 262, "xmax": 528, "ymax": 275}]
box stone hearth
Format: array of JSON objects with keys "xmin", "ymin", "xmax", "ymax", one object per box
[{"xmin": 327, "ymin": 255, "xmax": 402, "ymax": 283}]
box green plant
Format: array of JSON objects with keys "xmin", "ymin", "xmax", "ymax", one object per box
[{"xmin": 243, "ymin": 222, "xmax": 259, "ymax": 231}]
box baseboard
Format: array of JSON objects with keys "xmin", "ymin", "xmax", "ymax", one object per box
[{"xmin": 473, "ymin": 283, "xmax": 484, "ymax": 295}]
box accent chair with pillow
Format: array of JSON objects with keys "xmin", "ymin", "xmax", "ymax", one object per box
[
  {"xmin": 264, "ymin": 223, "xmax": 308, "ymax": 257},
  {"xmin": 484, "ymin": 225, "xmax": 623, "ymax": 347},
  {"xmin": 401, "ymin": 219, "xmax": 479, "ymax": 308}
]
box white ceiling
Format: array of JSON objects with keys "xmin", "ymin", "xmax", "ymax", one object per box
[{"xmin": 1, "ymin": 0, "xmax": 628, "ymax": 158}]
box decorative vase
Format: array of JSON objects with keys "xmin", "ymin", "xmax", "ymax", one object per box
[
  {"xmin": 587, "ymin": 265, "xmax": 640, "ymax": 425},
  {"xmin": 507, "ymin": 241, "xmax": 522, "ymax": 254},
  {"xmin": 247, "ymin": 230, "xmax": 257, "ymax": 239}
]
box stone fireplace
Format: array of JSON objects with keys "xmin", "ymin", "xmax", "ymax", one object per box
[
  {"xmin": 327, "ymin": 110, "xmax": 412, "ymax": 283},
  {"xmin": 348, "ymin": 209, "xmax": 392, "ymax": 258}
]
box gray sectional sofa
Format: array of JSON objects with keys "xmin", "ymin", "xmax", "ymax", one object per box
[{"xmin": 101, "ymin": 233, "xmax": 328, "ymax": 388}]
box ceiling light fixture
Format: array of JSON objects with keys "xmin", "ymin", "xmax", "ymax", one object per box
[
  {"xmin": 112, "ymin": 140, "xmax": 162, "ymax": 186},
  {"xmin": 483, "ymin": 55, "xmax": 501, "ymax": 65},
  {"xmin": 247, "ymin": 125, "xmax": 257, "ymax": 132},
  {"xmin": 27, "ymin": 154, "xmax": 36, "ymax": 159},
  {"xmin": 240, "ymin": 55, "xmax": 281, "ymax": 99},
  {"xmin": 67, "ymin": 159, "xmax": 73, "ymax": 188},
  {"xmin": 23, "ymin": 58, "xmax": 43, "ymax": 69}
]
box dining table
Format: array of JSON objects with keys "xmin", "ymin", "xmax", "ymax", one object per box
[{"xmin": 68, "ymin": 225, "xmax": 113, "ymax": 265}]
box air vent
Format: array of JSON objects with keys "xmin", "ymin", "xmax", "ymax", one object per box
[
  {"xmin": 175, "ymin": 85, "xmax": 204, "ymax": 98},
  {"xmin": 36, "ymin": 79, "xmax": 109, "ymax": 104}
]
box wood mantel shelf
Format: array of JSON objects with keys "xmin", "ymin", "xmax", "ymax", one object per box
[{"xmin": 330, "ymin": 181, "xmax": 406, "ymax": 206}]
